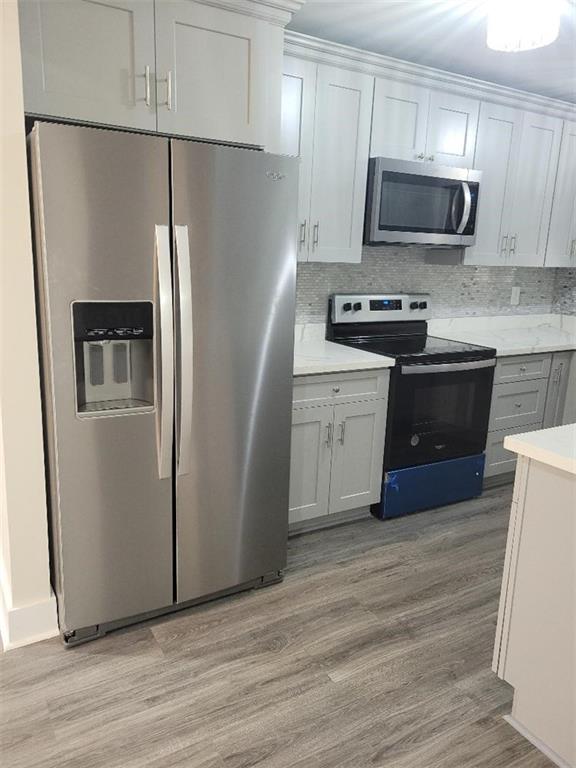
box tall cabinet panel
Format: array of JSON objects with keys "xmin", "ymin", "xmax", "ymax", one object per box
[
  {"xmin": 464, "ymin": 103, "xmax": 523, "ymax": 266},
  {"xmin": 19, "ymin": 0, "xmax": 156, "ymax": 130},
  {"xmin": 545, "ymin": 120, "xmax": 576, "ymax": 267},
  {"xmin": 155, "ymin": 1, "xmax": 281, "ymax": 146},
  {"xmin": 507, "ymin": 111, "xmax": 563, "ymax": 266},
  {"xmin": 280, "ymin": 57, "xmax": 318, "ymax": 261},
  {"xmin": 308, "ymin": 65, "xmax": 373, "ymax": 263}
]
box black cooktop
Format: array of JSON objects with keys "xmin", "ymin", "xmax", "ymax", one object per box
[{"xmin": 339, "ymin": 334, "xmax": 496, "ymax": 365}]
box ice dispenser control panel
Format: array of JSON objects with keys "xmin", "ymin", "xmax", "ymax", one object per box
[{"xmin": 72, "ymin": 302, "xmax": 154, "ymax": 416}]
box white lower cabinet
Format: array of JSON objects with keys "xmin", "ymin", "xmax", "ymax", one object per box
[
  {"xmin": 289, "ymin": 405, "xmax": 333, "ymax": 523},
  {"xmin": 289, "ymin": 372, "xmax": 389, "ymax": 525}
]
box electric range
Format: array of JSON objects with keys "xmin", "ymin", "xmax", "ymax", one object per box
[{"xmin": 327, "ymin": 293, "xmax": 497, "ymax": 519}]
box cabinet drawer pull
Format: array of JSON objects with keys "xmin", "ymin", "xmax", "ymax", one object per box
[
  {"xmin": 144, "ymin": 65, "xmax": 151, "ymax": 106},
  {"xmin": 500, "ymin": 234, "xmax": 508, "ymax": 257},
  {"xmin": 338, "ymin": 421, "xmax": 346, "ymax": 444},
  {"xmin": 519, "ymin": 366, "xmax": 527, "ymax": 372},
  {"xmin": 427, "ymin": 155, "xmax": 435, "ymax": 161},
  {"xmin": 325, "ymin": 422, "xmax": 333, "ymax": 447},
  {"xmin": 312, "ymin": 222, "xmax": 319, "ymax": 248},
  {"xmin": 299, "ymin": 220, "xmax": 307, "ymax": 248},
  {"xmin": 160, "ymin": 71, "xmax": 173, "ymax": 110},
  {"xmin": 332, "ymin": 385, "xmax": 340, "ymax": 393},
  {"xmin": 509, "ymin": 234, "xmax": 517, "ymax": 257},
  {"xmin": 514, "ymin": 402, "xmax": 522, "ymax": 408},
  {"xmin": 415, "ymin": 152, "xmax": 425, "ymax": 160}
]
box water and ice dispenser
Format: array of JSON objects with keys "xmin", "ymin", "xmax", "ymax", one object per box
[{"xmin": 73, "ymin": 302, "xmax": 154, "ymax": 416}]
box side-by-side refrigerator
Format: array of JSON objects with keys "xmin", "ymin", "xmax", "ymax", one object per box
[{"xmin": 30, "ymin": 122, "xmax": 298, "ymax": 644}]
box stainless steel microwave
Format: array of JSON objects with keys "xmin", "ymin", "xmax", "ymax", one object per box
[{"xmin": 365, "ymin": 157, "xmax": 482, "ymax": 247}]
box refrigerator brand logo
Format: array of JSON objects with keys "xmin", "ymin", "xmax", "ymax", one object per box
[{"xmin": 266, "ymin": 171, "xmax": 286, "ymax": 181}]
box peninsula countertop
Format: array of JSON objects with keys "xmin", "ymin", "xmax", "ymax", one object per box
[
  {"xmin": 293, "ymin": 324, "xmax": 394, "ymax": 376},
  {"xmin": 504, "ymin": 423, "xmax": 576, "ymax": 476}
]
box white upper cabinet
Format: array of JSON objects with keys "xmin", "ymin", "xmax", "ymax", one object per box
[
  {"xmin": 19, "ymin": 0, "xmax": 156, "ymax": 130},
  {"xmin": 545, "ymin": 120, "xmax": 576, "ymax": 267},
  {"xmin": 370, "ymin": 78, "xmax": 479, "ymax": 168},
  {"xmin": 425, "ymin": 92, "xmax": 479, "ymax": 167},
  {"xmin": 280, "ymin": 57, "xmax": 317, "ymax": 261},
  {"xmin": 155, "ymin": 1, "xmax": 281, "ymax": 146},
  {"xmin": 507, "ymin": 111, "xmax": 563, "ymax": 266},
  {"xmin": 370, "ymin": 79, "xmax": 428, "ymax": 161},
  {"xmin": 308, "ymin": 65, "xmax": 373, "ymax": 263},
  {"xmin": 464, "ymin": 103, "xmax": 523, "ymax": 266}
]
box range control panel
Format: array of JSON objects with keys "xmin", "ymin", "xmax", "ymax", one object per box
[{"xmin": 331, "ymin": 294, "xmax": 431, "ymax": 323}]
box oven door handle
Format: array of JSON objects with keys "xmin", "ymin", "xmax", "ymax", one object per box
[
  {"xmin": 456, "ymin": 182, "xmax": 472, "ymax": 235},
  {"xmin": 401, "ymin": 358, "xmax": 496, "ymax": 375}
]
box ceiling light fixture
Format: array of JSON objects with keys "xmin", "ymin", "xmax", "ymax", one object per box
[{"xmin": 487, "ymin": 0, "xmax": 562, "ymax": 52}]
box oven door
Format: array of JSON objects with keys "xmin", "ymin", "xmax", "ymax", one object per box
[
  {"xmin": 366, "ymin": 158, "xmax": 480, "ymax": 246},
  {"xmin": 384, "ymin": 359, "xmax": 495, "ymax": 470}
]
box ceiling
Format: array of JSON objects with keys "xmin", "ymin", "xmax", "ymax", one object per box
[{"xmin": 287, "ymin": 0, "xmax": 576, "ymax": 103}]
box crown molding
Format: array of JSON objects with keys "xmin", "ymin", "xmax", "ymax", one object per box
[
  {"xmin": 194, "ymin": 0, "xmax": 306, "ymax": 26},
  {"xmin": 285, "ymin": 31, "xmax": 576, "ymax": 120}
]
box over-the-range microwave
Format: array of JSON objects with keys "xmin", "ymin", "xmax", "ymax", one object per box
[{"xmin": 365, "ymin": 157, "xmax": 482, "ymax": 247}]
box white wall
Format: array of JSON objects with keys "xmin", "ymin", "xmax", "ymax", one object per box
[{"xmin": 0, "ymin": 0, "xmax": 58, "ymax": 649}]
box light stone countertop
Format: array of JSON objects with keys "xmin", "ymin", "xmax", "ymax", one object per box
[
  {"xmin": 428, "ymin": 314, "xmax": 576, "ymax": 357},
  {"xmin": 293, "ymin": 314, "xmax": 576, "ymax": 376},
  {"xmin": 504, "ymin": 423, "xmax": 576, "ymax": 476},
  {"xmin": 293, "ymin": 323, "xmax": 394, "ymax": 376}
]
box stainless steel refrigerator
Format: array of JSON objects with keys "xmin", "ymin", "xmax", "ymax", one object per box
[{"xmin": 30, "ymin": 122, "xmax": 298, "ymax": 644}]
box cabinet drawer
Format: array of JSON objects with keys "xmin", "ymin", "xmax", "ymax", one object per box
[
  {"xmin": 489, "ymin": 379, "xmax": 548, "ymax": 431},
  {"xmin": 494, "ymin": 354, "xmax": 552, "ymax": 384},
  {"xmin": 484, "ymin": 422, "xmax": 542, "ymax": 477},
  {"xmin": 293, "ymin": 370, "xmax": 389, "ymax": 407}
]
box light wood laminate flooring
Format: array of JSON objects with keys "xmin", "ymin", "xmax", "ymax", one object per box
[{"xmin": 0, "ymin": 487, "xmax": 553, "ymax": 767}]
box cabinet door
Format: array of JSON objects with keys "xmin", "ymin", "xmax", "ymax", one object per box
[
  {"xmin": 370, "ymin": 78, "xmax": 429, "ymax": 161},
  {"xmin": 155, "ymin": 1, "xmax": 280, "ymax": 146},
  {"xmin": 545, "ymin": 120, "xmax": 576, "ymax": 267},
  {"xmin": 508, "ymin": 111, "xmax": 563, "ymax": 266},
  {"xmin": 18, "ymin": 0, "xmax": 156, "ymax": 130},
  {"xmin": 329, "ymin": 401, "xmax": 386, "ymax": 514},
  {"xmin": 308, "ymin": 65, "xmax": 373, "ymax": 263},
  {"xmin": 289, "ymin": 406, "xmax": 333, "ymax": 524},
  {"xmin": 464, "ymin": 103, "xmax": 523, "ymax": 266},
  {"xmin": 425, "ymin": 91, "xmax": 479, "ymax": 168},
  {"xmin": 543, "ymin": 352, "xmax": 573, "ymax": 428},
  {"xmin": 280, "ymin": 57, "xmax": 317, "ymax": 261}
]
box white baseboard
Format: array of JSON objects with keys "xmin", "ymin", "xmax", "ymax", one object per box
[
  {"xmin": 504, "ymin": 715, "xmax": 574, "ymax": 768},
  {"xmin": 0, "ymin": 574, "xmax": 59, "ymax": 651}
]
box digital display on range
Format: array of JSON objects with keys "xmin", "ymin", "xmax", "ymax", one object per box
[{"xmin": 369, "ymin": 299, "xmax": 402, "ymax": 311}]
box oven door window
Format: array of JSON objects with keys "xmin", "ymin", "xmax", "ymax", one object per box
[
  {"xmin": 378, "ymin": 172, "xmax": 473, "ymax": 235},
  {"xmin": 385, "ymin": 365, "xmax": 494, "ymax": 470}
]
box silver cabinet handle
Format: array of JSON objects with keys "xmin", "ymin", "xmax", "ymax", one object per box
[
  {"xmin": 175, "ymin": 225, "xmax": 193, "ymax": 477},
  {"xmin": 571, "ymin": 239, "xmax": 576, "ymax": 259},
  {"xmin": 325, "ymin": 422, "xmax": 333, "ymax": 447},
  {"xmin": 415, "ymin": 152, "xmax": 425, "ymax": 160},
  {"xmin": 332, "ymin": 385, "xmax": 340, "ymax": 393},
  {"xmin": 509, "ymin": 234, "xmax": 517, "ymax": 257},
  {"xmin": 299, "ymin": 220, "xmax": 307, "ymax": 248},
  {"xmin": 514, "ymin": 402, "xmax": 522, "ymax": 408},
  {"xmin": 500, "ymin": 234, "xmax": 508, "ymax": 258},
  {"xmin": 519, "ymin": 365, "xmax": 527, "ymax": 372},
  {"xmin": 553, "ymin": 363, "xmax": 563, "ymax": 384},
  {"xmin": 427, "ymin": 155, "xmax": 435, "ymax": 161},
  {"xmin": 338, "ymin": 421, "xmax": 346, "ymax": 444},
  {"xmin": 155, "ymin": 225, "xmax": 175, "ymax": 480},
  {"xmin": 312, "ymin": 222, "xmax": 319, "ymax": 248},
  {"xmin": 160, "ymin": 71, "xmax": 173, "ymax": 110},
  {"xmin": 144, "ymin": 65, "xmax": 151, "ymax": 106}
]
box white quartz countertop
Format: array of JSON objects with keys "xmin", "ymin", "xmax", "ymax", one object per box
[
  {"xmin": 428, "ymin": 314, "xmax": 576, "ymax": 357},
  {"xmin": 293, "ymin": 325, "xmax": 394, "ymax": 376},
  {"xmin": 504, "ymin": 424, "xmax": 576, "ymax": 476}
]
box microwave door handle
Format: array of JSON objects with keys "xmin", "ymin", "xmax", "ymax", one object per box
[
  {"xmin": 456, "ymin": 182, "xmax": 472, "ymax": 234},
  {"xmin": 155, "ymin": 225, "xmax": 175, "ymax": 480},
  {"xmin": 175, "ymin": 225, "xmax": 193, "ymax": 477}
]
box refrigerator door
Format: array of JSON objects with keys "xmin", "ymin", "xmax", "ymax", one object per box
[
  {"xmin": 172, "ymin": 141, "xmax": 298, "ymax": 603},
  {"xmin": 31, "ymin": 123, "xmax": 174, "ymax": 634}
]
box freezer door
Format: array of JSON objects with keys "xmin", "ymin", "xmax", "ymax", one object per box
[
  {"xmin": 30, "ymin": 123, "xmax": 174, "ymax": 633},
  {"xmin": 171, "ymin": 141, "xmax": 298, "ymax": 603}
]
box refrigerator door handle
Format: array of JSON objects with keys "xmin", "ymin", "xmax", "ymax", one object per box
[
  {"xmin": 175, "ymin": 225, "xmax": 193, "ymax": 477},
  {"xmin": 155, "ymin": 225, "xmax": 174, "ymax": 479}
]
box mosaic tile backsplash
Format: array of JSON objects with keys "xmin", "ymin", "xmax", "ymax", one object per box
[{"xmin": 295, "ymin": 246, "xmax": 576, "ymax": 323}]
